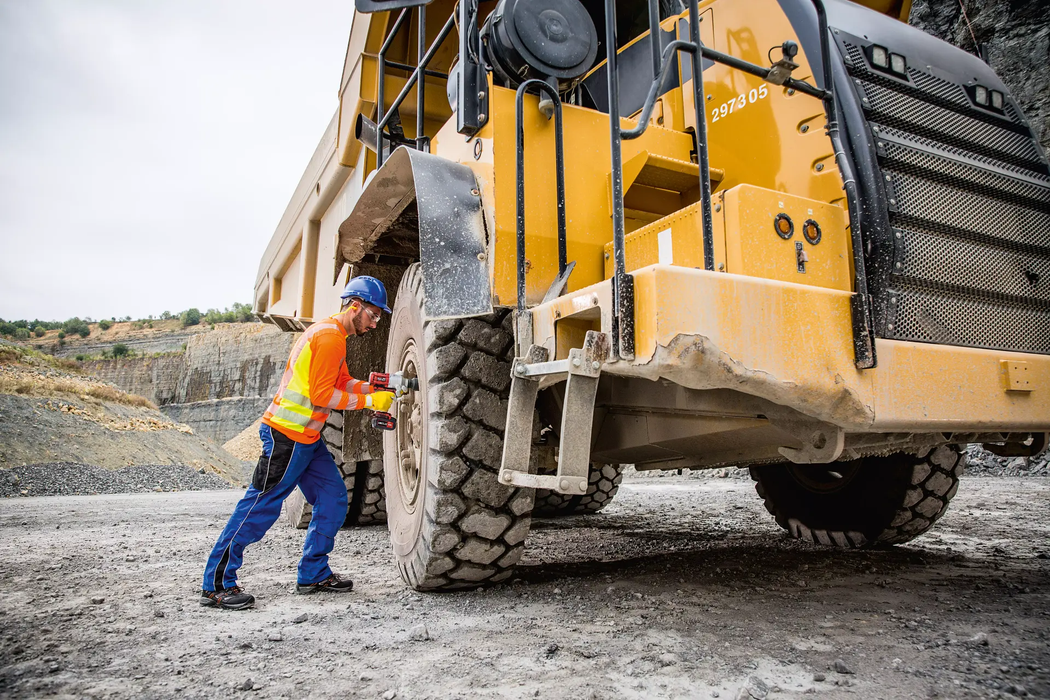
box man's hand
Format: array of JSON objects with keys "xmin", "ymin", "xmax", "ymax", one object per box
[{"xmin": 365, "ymin": 391, "xmax": 396, "ymax": 412}]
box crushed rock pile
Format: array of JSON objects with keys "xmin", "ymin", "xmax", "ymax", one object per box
[
  {"xmin": 0, "ymin": 462, "xmax": 232, "ymax": 498},
  {"xmin": 223, "ymin": 417, "xmax": 264, "ymax": 462},
  {"xmin": 965, "ymin": 444, "xmax": 1050, "ymax": 477}
]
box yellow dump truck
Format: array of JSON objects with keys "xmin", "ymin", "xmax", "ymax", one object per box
[{"xmin": 256, "ymin": 0, "xmax": 1050, "ymax": 589}]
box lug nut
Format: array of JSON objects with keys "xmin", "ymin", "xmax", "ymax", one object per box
[
  {"xmin": 591, "ymin": 361, "xmax": 600, "ymax": 369},
  {"xmin": 572, "ymin": 358, "xmax": 581, "ymax": 367}
]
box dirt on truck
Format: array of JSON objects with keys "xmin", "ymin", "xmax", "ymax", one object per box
[{"xmin": 253, "ymin": 0, "xmax": 1050, "ymax": 591}]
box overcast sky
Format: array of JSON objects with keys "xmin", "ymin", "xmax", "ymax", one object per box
[{"xmin": 0, "ymin": 0, "xmax": 356, "ymax": 322}]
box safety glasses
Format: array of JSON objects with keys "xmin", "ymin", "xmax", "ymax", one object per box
[{"xmin": 363, "ymin": 306, "xmax": 382, "ymax": 323}]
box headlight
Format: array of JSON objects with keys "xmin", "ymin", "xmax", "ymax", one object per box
[
  {"xmin": 889, "ymin": 53, "xmax": 906, "ymax": 75},
  {"xmin": 870, "ymin": 45, "xmax": 889, "ymax": 69}
]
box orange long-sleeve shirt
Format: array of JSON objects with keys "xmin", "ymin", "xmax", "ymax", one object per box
[{"xmin": 262, "ymin": 317, "xmax": 374, "ymax": 444}]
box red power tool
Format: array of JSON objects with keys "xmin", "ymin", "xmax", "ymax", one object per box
[{"xmin": 368, "ymin": 371, "xmax": 420, "ymax": 430}]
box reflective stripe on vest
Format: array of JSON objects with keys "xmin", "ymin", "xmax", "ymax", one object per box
[{"xmin": 264, "ymin": 320, "xmax": 344, "ymax": 438}]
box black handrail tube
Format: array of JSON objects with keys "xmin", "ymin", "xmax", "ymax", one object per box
[
  {"xmin": 687, "ymin": 0, "xmax": 716, "ymax": 272},
  {"xmin": 515, "ymin": 80, "xmax": 568, "ymax": 312},
  {"xmin": 384, "ymin": 60, "xmax": 448, "ymax": 80},
  {"xmin": 416, "ymin": 4, "xmax": 426, "ymax": 150},
  {"xmin": 647, "ymin": 0, "xmax": 661, "ymax": 78},
  {"xmin": 379, "ymin": 9, "xmax": 409, "ymax": 54},
  {"xmin": 811, "ymin": 0, "xmax": 875, "ymax": 367},
  {"xmin": 700, "ymin": 45, "xmax": 827, "ymax": 99},
  {"xmin": 377, "ymin": 10, "xmax": 455, "ymax": 166},
  {"xmin": 604, "ymin": 0, "xmax": 626, "ymax": 281},
  {"xmin": 377, "ymin": 9, "xmax": 410, "ymax": 166},
  {"xmin": 622, "ymin": 39, "xmax": 694, "ymax": 140},
  {"xmin": 377, "ymin": 12, "xmax": 455, "ymax": 132}
]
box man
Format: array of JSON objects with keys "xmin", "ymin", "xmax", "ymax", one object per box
[{"xmin": 200, "ymin": 275, "xmax": 396, "ymax": 610}]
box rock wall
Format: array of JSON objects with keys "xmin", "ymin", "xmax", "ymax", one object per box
[
  {"xmin": 48, "ymin": 328, "xmax": 206, "ymax": 359},
  {"xmin": 910, "ymin": 0, "xmax": 1049, "ymax": 152},
  {"xmin": 85, "ymin": 324, "xmax": 298, "ymax": 443}
]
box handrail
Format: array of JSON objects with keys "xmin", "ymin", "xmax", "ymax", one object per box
[
  {"xmin": 515, "ymin": 80, "xmax": 568, "ymax": 313},
  {"xmin": 376, "ymin": 7, "xmax": 456, "ymax": 167}
]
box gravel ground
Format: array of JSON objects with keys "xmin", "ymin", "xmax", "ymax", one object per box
[
  {"xmin": 0, "ymin": 472, "xmax": 1047, "ymax": 700},
  {"xmin": 0, "ymin": 462, "xmax": 233, "ymax": 497}
]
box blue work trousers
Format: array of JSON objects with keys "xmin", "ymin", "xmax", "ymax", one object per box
[{"xmin": 202, "ymin": 423, "xmax": 348, "ymax": 590}]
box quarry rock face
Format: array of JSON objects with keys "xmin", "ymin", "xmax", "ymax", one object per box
[
  {"xmin": 49, "ymin": 328, "xmax": 204, "ymax": 359},
  {"xmin": 910, "ymin": 0, "xmax": 1049, "ymax": 152},
  {"xmin": 85, "ymin": 324, "xmax": 297, "ymax": 443}
]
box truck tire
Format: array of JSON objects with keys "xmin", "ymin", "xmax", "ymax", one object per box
[
  {"xmin": 534, "ymin": 463, "xmax": 624, "ymax": 516},
  {"xmin": 383, "ymin": 264, "xmax": 534, "ymax": 590},
  {"xmin": 281, "ymin": 412, "xmax": 387, "ymax": 529},
  {"xmin": 749, "ymin": 444, "xmax": 966, "ymax": 547}
]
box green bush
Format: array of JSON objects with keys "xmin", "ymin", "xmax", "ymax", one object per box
[
  {"xmin": 33, "ymin": 326, "xmax": 45, "ymax": 337},
  {"xmin": 57, "ymin": 331, "xmax": 66, "ymax": 339},
  {"xmin": 63, "ymin": 317, "xmax": 91, "ymax": 338},
  {"xmin": 112, "ymin": 344, "xmax": 130, "ymax": 358},
  {"xmin": 181, "ymin": 308, "xmax": 202, "ymax": 327},
  {"xmin": 0, "ymin": 322, "xmax": 14, "ymax": 336},
  {"xmin": 75, "ymin": 354, "xmax": 86, "ymax": 362},
  {"xmin": 99, "ymin": 319, "xmax": 113, "ymax": 331},
  {"xmin": 14, "ymin": 327, "xmax": 30, "ymax": 340}
]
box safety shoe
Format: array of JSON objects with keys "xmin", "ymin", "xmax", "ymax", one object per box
[
  {"xmin": 199, "ymin": 586, "xmax": 255, "ymax": 610},
  {"xmin": 295, "ymin": 573, "xmax": 354, "ymax": 595}
]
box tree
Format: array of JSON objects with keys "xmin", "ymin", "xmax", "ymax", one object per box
[
  {"xmin": 160, "ymin": 311, "xmax": 172, "ymax": 320},
  {"xmin": 63, "ymin": 317, "xmax": 90, "ymax": 338},
  {"xmin": 57, "ymin": 331, "xmax": 66, "ymax": 339},
  {"xmin": 99, "ymin": 319, "xmax": 113, "ymax": 331},
  {"xmin": 112, "ymin": 343, "xmax": 130, "ymax": 358},
  {"xmin": 14, "ymin": 328, "xmax": 30, "ymax": 340},
  {"xmin": 33, "ymin": 326, "xmax": 45, "ymax": 337},
  {"xmin": 181, "ymin": 308, "xmax": 202, "ymax": 327}
]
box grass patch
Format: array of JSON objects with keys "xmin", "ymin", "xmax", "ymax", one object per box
[
  {"xmin": 0, "ymin": 350, "xmax": 156, "ymax": 409},
  {"xmin": 0, "ymin": 342, "xmax": 80, "ymax": 372}
]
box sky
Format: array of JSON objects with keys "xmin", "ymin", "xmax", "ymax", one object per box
[{"xmin": 0, "ymin": 0, "xmax": 356, "ymax": 322}]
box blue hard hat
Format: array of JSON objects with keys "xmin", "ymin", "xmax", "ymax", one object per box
[{"xmin": 340, "ymin": 275, "xmax": 391, "ymax": 313}]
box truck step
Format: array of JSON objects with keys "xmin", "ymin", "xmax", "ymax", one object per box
[{"xmin": 498, "ymin": 331, "xmax": 611, "ymax": 494}]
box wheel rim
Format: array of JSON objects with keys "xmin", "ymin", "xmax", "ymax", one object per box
[
  {"xmin": 394, "ymin": 340, "xmax": 423, "ymax": 513},
  {"xmin": 787, "ymin": 461, "xmax": 862, "ymax": 494}
]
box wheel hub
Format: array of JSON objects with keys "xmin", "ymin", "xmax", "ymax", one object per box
[{"xmin": 787, "ymin": 461, "xmax": 862, "ymax": 494}]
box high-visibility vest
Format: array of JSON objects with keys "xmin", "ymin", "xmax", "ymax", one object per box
[{"xmin": 262, "ymin": 318, "xmax": 370, "ymax": 443}]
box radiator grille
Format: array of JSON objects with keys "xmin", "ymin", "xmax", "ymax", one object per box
[
  {"xmin": 893, "ymin": 285, "xmax": 1050, "ymax": 353},
  {"xmin": 842, "ymin": 37, "xmax": 1050, "ymax": 355}
]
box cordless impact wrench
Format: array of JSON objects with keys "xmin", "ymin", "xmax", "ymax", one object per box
[{"xmin": 368, "ymin": 371, "xmax": 419, "ymax": 430}]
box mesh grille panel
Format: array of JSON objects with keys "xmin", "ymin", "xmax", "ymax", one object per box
[
  {"xmin": 863, "ymin": 83, "xmax": 1042, "ymax": 167},
  {"xmin": 873, "ymin": 124, "xmax": 1047, "ymax": 179},
  {"xmin": 882, "ymin": 142, "xmax": 1050, "ymax": 206},
  {"xmin": 907, "ymin": 69, "xmax": 968, "ymax": 107},
  {"xmin": 838, "ymin": 32, "xmax": 1050, "ymax": 354},
  {"xmin": 895, "ymin": 227, "xmax": 1050, "ymax": 303},
  {"xmin": 890, "ymin": 170, "xmax": 1050, "ymax": 248},
  {"xmin": 892, "ymin": 284, "xmax": 1050, "ymax": 353}
]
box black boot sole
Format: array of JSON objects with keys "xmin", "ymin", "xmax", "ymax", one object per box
[
  {"xmin": 295, "ymin": 583, "xmax": 354, "ymax": 595},
  {"xmin": 200, "ymin": 594, "xmax": 256, "ymax": 610}
]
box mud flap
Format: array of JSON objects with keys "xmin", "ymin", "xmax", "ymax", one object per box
[{"xmin": 336, "ymin": 147, "xmax": 491, "ymax": 320}]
